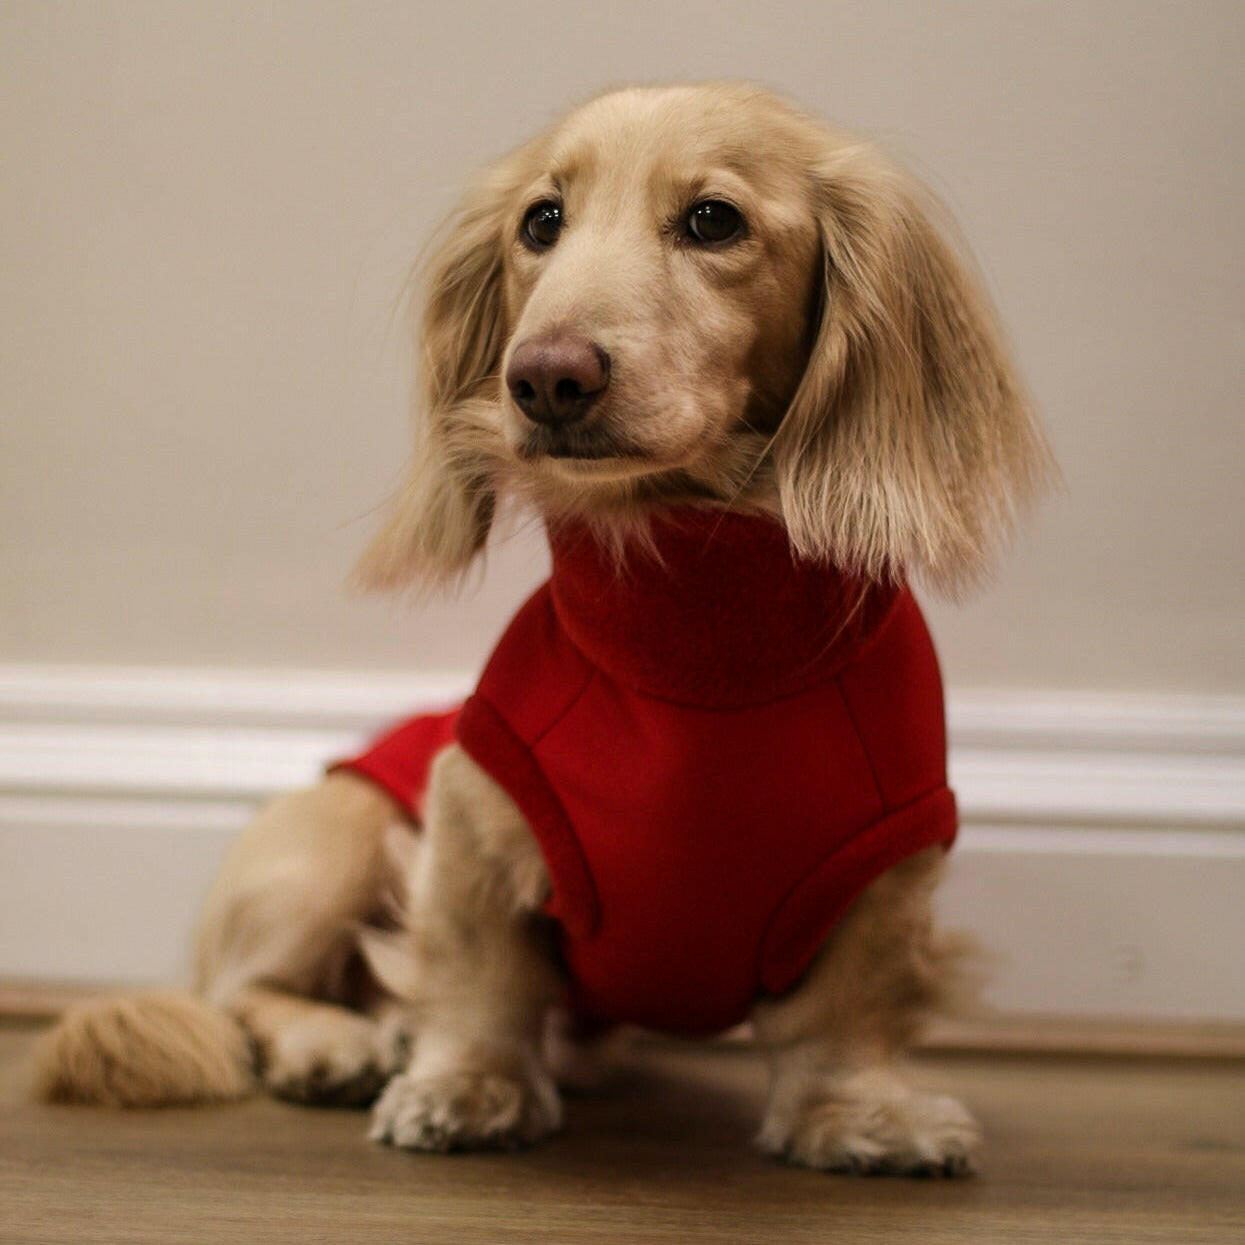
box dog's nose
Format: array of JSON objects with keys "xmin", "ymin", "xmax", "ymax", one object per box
[{"xmin": 505, "ymin": 335, "xmax": 610, "ymax": 427}]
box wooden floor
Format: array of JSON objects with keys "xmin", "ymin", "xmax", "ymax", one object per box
[{"xmin": 1, "ymin": 1022, "xmax": 1242, "ymax": 1245}]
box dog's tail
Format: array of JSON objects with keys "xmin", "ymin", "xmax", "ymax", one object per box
[{"xmin": 31, "ymin": 992, "xmax": 255, "ymax": 1107}]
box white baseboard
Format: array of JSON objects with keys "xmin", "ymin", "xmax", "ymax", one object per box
[{"xmin": 1, "ymin": 664, "xmax": 1242, "ymax": 1022}]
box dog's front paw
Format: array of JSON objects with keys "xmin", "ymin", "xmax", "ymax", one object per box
[
  {"xmin": 758, "ymin": 1069, "xmax": 980, "ymax": 1177},
  {"xmin": 368, "ymin": 1067, "xmax": 562, "ymax": 1152}
]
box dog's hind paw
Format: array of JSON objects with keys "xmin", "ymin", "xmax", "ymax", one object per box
[
  {"xmin": 257, "ymin": 1010, "xmax": 397, "ymax": 1107},
  {"xmin": 757, "ymin": 1069, "xmax": 980, "ymax": 1177},
  {"xmin": 368, "ymin": 1067, "xmax": 562, "ymax": 1152}
]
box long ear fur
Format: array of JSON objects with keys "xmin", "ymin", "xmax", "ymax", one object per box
[
  {"xmin": 356, "ymin": 157, "xmax": 523, "ymax": 591},
  {"xmin": 773, "ymin": 144, "xmax": 1055, "ymax": 592}
]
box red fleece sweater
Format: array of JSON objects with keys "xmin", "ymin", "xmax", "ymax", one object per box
[{"xmin": 336, "ymin": 510, "xmax": 956, "ymax": 1036}]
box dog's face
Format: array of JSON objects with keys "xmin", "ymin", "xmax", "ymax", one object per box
[
  {"xmin": 497, "ymin": 88, "xmax": 821, "ymax": 496},
  {"xmin": 361, "ymin": 83, "xmax": 1051, "ymax": 594}
]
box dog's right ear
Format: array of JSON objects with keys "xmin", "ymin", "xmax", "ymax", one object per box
[{"xmin": 355, "ymin": 156, "xmax": 524, "ymax": 592}]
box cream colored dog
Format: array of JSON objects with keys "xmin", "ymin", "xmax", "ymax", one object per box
[{"xmin": 35, "ymin": 83, "xmax": 1050, "ymax": 1175}]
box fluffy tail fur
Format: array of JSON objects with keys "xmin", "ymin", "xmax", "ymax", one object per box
[{"xmin": 32, "ymin": 992, "xmax": 255, "ymax": 1107}]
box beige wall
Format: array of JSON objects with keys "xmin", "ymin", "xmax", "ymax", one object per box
[{"xmin": 2, "ymin": 1, "xmax": 1241, "ymax": 693}]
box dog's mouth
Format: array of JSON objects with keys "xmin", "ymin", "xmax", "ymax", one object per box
[{"xmin": 516, "ymin": 424, "xmax": 653, "ymax": 468}]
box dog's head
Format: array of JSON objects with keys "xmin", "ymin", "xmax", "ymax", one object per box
[{"xmin": 360, "ymin": 84, "xmax": 1052, "ymax": 593}]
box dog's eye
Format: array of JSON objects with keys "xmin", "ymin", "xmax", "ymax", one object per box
[
  {"xmin": 521, "ymin": 200, "xmax": 563, "ymax": 251},
  {"xmin": 685, "ymin": 199, "xmax": 744, "ymax": 245}
]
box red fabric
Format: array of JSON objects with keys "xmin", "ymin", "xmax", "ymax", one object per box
[
  {"xmin": 335, "ymin": 510, "xmax": 956, "ymax": 1036},
  {"xmin": 332, "ymin": 709, "xmax": 458, "ymax": 821}
]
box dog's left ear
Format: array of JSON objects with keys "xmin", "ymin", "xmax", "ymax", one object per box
[
  {"xmin": 773, "ymin": 145, "xmax": 1055, "ymax": 592},
  {"xmin": 355, "ymin": 153, "xmax": 526, "ymax": 592}
]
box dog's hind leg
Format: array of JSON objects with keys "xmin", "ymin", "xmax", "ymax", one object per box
[
  {"xmin": 196, "ymin": 770, "xmax": 415, "ymax": 1106},
  {"xmin": 225, "ymin": 984, "xmax": 407, "ymax": 1106},
  {"xmin": 35, "ymin": 770, "xmax": 411, "ymax": 1109}
]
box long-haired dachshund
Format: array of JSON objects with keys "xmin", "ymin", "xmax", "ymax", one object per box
[{"xmin": 36, "ymin": 83, "xmax": 1051, "ymax": 1176}]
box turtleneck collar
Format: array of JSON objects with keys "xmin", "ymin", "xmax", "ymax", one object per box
[{"xmin": 546, "ymin": 509, "xmax": 899, "ymax": 709}]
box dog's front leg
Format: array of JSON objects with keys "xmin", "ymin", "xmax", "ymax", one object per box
[
  {"xmin": 366, "ymin": 744, "xmax": 564, "ymax": 1151},
  {"xmin": 751, "ymin": 848, "xmax": 980, "ymax": 1176}
]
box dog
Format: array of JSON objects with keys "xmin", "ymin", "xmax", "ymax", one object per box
[{"xmin": 34, "ymin": 83, "xmax": 1051, "ymax": 1175}]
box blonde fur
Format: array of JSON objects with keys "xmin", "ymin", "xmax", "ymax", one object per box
[
  {"xmin": 33, "ymin": 771, "xmax": 407, "ymax": 1108},
  {"xmin": 35, "ymin": 85, "xmax": 1047, "ymax": 1173},
  {"xmin": 751, "ymin": 849, "xmax": 983, "ymax": 1172},
  {"xmin": 33, "ymin": 993, "xmax": 253, "ymax": 1107},
  {"xmin": 775, "ymin": 147, "xmax": 1053, "ymax": 591},
  {"xmin": 358, "ymin": 82, "xmax": 1050, "ymax": 593}
]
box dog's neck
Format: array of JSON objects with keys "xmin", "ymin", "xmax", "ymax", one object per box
[{"xmin": 546, "ymin": 508, "xmax": 900, "ymax": 709}]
